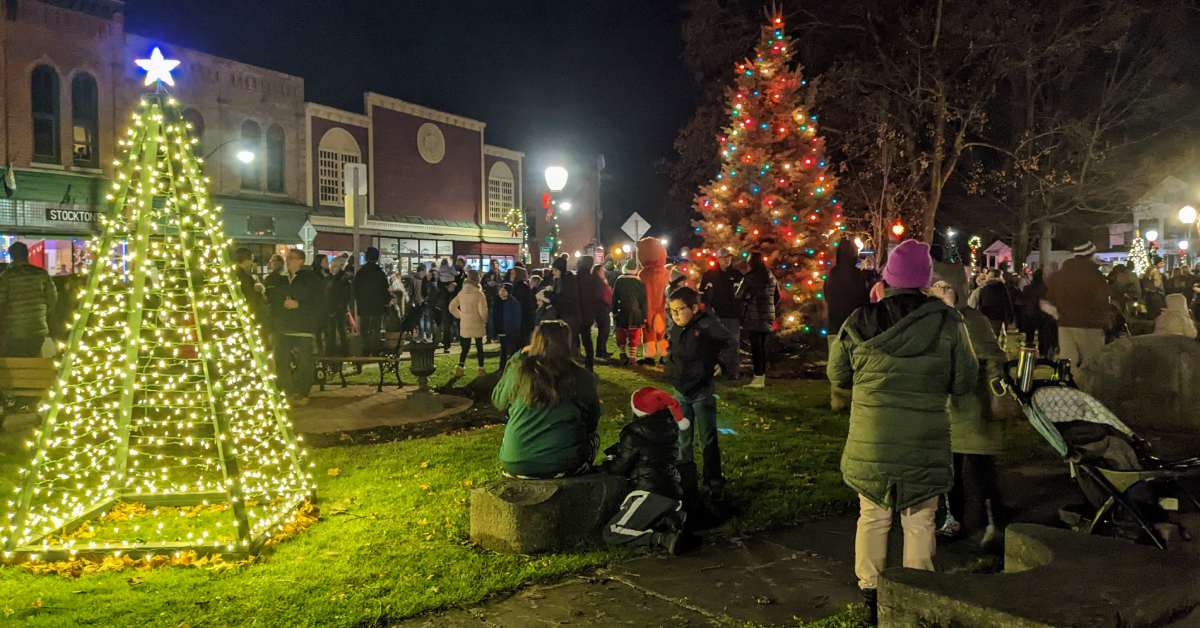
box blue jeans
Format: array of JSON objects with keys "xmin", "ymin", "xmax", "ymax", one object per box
[{"xmin": 675, "ymin": 389, "xmax": 722, "ymax": 484}]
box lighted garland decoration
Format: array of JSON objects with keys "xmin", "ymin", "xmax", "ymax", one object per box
[
  {"xmin": 3, "ymin": 91, "xmax": 314, "ymax": 562},
  {"xmin": 968, "ymin": 236, "xmax": 982, "ymax": 269},
  {"xmin": 691, "ymin": 11, "xmax": 842, "ymax": 333}
]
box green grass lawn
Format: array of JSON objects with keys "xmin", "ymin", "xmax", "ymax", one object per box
[{"xmin": 0, "ymin": 340, "xmax": 1056, "ymax": 627}]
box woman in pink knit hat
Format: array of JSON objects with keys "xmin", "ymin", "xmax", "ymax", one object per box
[{"xmin": 826, "ymin": 239, "xmax": 979, "ymax": 624}]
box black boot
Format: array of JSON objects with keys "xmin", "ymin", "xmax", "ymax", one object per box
[
  {"xmin": 677, "ymin": 462, "xmax": 712, "ymax": 530},
  {"xmin": 861, "ymin": 588, "xmax": 878, "ymax": 625}
]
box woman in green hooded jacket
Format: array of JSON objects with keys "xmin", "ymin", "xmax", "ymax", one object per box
[
  {"xmin": 932, "ymin": 262, "xmax": 1009, "ymax": 546},
  {"xmin": 827, "ymin": 240, "xmax": 977, "ymax": 623}
]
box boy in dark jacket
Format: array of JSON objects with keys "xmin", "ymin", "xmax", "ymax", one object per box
[
  {"xmin": 666, "ymin": 286, "xmax": 734, "ymax": 503},
  {"xmin": 601, "ymin": 386, "xmax": 689, "ymax": 554}
]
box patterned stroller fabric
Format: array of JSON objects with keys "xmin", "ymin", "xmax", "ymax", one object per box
[{"xmin": 1031, "ymin": 387, "xmax": 1135, "ymax": 437}]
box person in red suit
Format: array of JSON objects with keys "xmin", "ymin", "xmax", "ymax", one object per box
[{"xmin": 637, "ymin": 237, "xmax": 670, "ymax": 365}]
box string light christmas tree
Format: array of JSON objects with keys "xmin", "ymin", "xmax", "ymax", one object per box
[
  {"xmin": 3, "ymin": 49, "xmax": 313, "ymax": 561},
  {"xmin": 692, "ymin": 10, "xmax": 843, "ymax": 332},
  {"xmin": 1129, "ymin": 232, "xmax": 1150, "ymax": 276}
]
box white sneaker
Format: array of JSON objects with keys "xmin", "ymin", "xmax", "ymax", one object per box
[
  {"xmin": 745, "ymin": 375, "xmax": 765, "ymax": 388},
  {"xmin": 454, "ymin": 366, "xmax": 465, "ymax": 377}
]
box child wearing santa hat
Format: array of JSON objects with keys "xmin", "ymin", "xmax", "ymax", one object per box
[{"xmin": 600, "ymin": 386, "xmax": 690, "ymax": 555}]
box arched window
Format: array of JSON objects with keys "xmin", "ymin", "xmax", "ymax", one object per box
[
  {"xmin": 181, "ymin": 108, "xmax": 205, "ymax": 152},
  {"xmin": 31, "ymin": 65, "xmax": 60, "ymax": 163},
  {"xmin": 317, "ymin": 128, "xmax": 361, "ymax": 206},
  {"xmin": 266, "ymin": 124, "xmax": 285, "ymax": 193},
  {"xmin": 240, "ymin": 119, "xmax": 261, "ymax": 190},
  {"xmin": 71, "ymin": 73, "xmax": 99, "ymax": 167},
  {"xmin": 487, "ymin": 161, "xmax": 515, "ymax": 223}
]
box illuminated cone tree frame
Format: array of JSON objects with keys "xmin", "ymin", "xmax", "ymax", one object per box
[
  {"xmin": 693, "ymin": 11, "xmax": 843, "ymax": 332},
  {"xmin": 3, "ymin": 91, "xmax": 314, "ymax": 561}
]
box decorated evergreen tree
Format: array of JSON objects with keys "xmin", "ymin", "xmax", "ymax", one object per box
[
  {"xmin": 693, "ymin": 10, "xmax": 844, "ymax": 332},
  {"xmin": 1129, "ymin": 232, "xmax": 1150, "ymax": 276},
  {"xmin": 3, "ymin": 50, "xmax": 313, "ymax": 561}
]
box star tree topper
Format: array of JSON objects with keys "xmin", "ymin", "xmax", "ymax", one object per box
[{"xmin": 135, "ymin": 47, "xmax": 180, "ymax": 87}]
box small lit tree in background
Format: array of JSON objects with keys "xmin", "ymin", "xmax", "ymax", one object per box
[
  {"xmin": 3, "ymin": 52, "xmax": 313, "ymax": 561},
  {"xmin": 1129, "ymin": 233, "xmax": 1150, "ymax": 276},
  {"xmin": 692, "ymin": 10, "xmax": 843, "ymax": 333}
]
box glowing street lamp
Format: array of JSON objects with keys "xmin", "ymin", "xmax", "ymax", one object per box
[
  {"xmin": 558, "ymin": 200, "xmax": 573, "ymax": 212},
  {"xmin": 659, "ymin": 237, "xmax": 669, "ymax": 247},
  {"xmin": 1146, "ymin": 230, "xmax": 1160, "ymax": 243},
  {"xmin": 544, "ymin": 166, "xmax": 569, "ymax": 192},
  {"xmin": 236, "ymin": 149, "xmax": 255, "ymax": 164},
  {"xmin": 621, "ymin": 243, "xmax": 632, "ymax": 254},
  {"xmin": 1181, "ymin": 205, "xmax": 1198, "ymax": 225},
  {"xmin": 1181, "ymin": 240, "xmax": 1190, "ymax": 252}
]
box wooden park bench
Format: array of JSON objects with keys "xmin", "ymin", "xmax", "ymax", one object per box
[
  {"xmin": 315, "ymin": 332, "xmax": 404, "ymax": 392},
  {"xmin": 0, "ymin": 357, "xmax": 55, "ymax": 428}
]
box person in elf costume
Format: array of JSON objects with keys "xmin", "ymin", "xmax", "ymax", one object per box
[{"xmin": 637, "ymin": 237, "xmax": 670, "ymax": 365}]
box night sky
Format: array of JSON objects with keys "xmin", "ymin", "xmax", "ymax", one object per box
[{"xmin": 124, "ymin": 0, "xmax": 698, "ymax": 243}]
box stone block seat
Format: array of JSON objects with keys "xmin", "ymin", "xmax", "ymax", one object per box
[
  {"xmin": 470, "ymin": 473, "xmax": 627, "ymax": 554},
  {"xmin": 879, "ymin": 523, "xmax": 1200, "ymax": 627},
  {"xmin": 1083, "ymin": 334, "xmax": 1200, "ymax": 432}
]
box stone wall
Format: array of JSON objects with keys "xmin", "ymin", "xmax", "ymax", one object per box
[{"xmin": 1083, "ymin": 335, "xmax": 1200, "ymax": 432}]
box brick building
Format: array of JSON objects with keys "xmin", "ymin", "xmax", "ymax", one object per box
[
  {"xmin": 2, "ymin": 0, "xmax": 528, "ymax": 275},
  {"xmin": 0, "ymin": 0, "xmax": 310, "ymax": 271},
  {"xmin": 306, "ymin": 94, "xmax": 525, "ymax": 274}
]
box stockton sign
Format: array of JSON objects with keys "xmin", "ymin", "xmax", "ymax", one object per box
[{"xmin": 45, "ymin": 207, "xmax": 96, "ymax": 224}]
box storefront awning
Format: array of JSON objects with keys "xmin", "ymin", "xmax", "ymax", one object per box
[{"xmin": 214, "ymin": 195, "xmax": 310, "ymax": 244}]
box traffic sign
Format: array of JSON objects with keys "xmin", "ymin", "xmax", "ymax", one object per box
[{"xmin": 620, "ymin": 211, "xmax": 650, "ymax": 241}]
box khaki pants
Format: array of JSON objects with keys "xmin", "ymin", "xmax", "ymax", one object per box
[
  {"xmin": 854, "ymin": 494, "xmax": 938, "ymax": 590},
  {"xmin": 1057, "ymin": 326, "xmax": 1105, "ymax": 370}
]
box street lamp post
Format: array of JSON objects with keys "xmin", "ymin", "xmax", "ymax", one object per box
[{"xmin": 202, "ymin": 139, "xmax": 255, "ymax": 163}]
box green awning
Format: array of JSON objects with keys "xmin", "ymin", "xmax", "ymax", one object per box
[{"xmin": 214, "ymin": 195, "xmax": 310, "ymax": 244}]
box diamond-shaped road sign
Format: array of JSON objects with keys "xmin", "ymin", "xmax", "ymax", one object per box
[{"xmin": 620, "ymin": 211, "xmax": 650, "ymax": 241}]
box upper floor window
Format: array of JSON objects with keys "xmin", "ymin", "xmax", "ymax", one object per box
[
  {"xmin": 31, "ymin": 65, "xmax": 60, "ymax": 163},
  {"xmin": 487, "ymin": 161, "xmax": 515, "ymax": 223},
  {"xmin": 71, "ymin": 73, "xmax": 99, "ymax": 168},
  {"xmin": 240, "ymin": 119, "xmax": 261, "ymax": 190},
  {"xmin": 317, "ymin": 128, "xmax": 361, "ymax": 206},
  {"xmin": 266, "ymin": 124, "xmax": 285, "ymax": 193}
]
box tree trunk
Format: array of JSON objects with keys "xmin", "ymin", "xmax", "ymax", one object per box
[
  {"xmin": 1039, "ymin": 222, "xmax": 1054, "ymax": 272},
  {"xmin": 1014, "ymin": 219, "xmax": 1030, "ymax": 271},
  {"xmin": 922, "ymin": 84, "xmax": 947, "ymax": 243}
]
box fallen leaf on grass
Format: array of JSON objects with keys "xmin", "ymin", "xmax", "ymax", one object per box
[
  {"xmin": 419, "ymin": 483, "xmax": 431, "ymax": 491},
  {"xmin": 327, "ymin": 497, "xmax": 356, "ymax": 515},
  {"xmin": 32, "ymin": 599, "xmax": 43, "ymax": 609},
  {"xmin": 326, "ymin": 467, "xmax": 341, "ymax": 477},
  {"xmin": 419, "ymin": 460, "xmax": 430, "ymax": 469}
]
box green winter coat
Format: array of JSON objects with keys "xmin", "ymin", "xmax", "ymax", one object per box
[
  {"xmin": 0, "ymin": 262, "xmax": 57, "ymax": 339},
  {"xmin": 948, "ymin": 308, "xmax": 1007, "ymax": 455},
  {"xmin": 494, "ymin": 351, "xmax": 601, "ymax": 477},
  {"xmin": 828, "ymin": 290, "xmax": 978, "ymax": 509}
]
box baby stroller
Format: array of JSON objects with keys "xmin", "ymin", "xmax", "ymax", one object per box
[{"xmin": 996, "ymin": 348, "xmax": 1200, "ymax": 548}]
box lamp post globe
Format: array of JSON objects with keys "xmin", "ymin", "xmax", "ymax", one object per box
[
  {"xmin": 236, "ymin": 149, "xmax": 255, "ymax": 164},
  {"xmin": 1180, "ymin": 205, "xmax": 1197, "ymax": 225},
  {"xmin": 544, "ymin": 166, "xmax": 568, "ymax": 192},
  {"xmin": 1146, "ymin": 230, "xmax": 1159, "ymax": 243}
]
